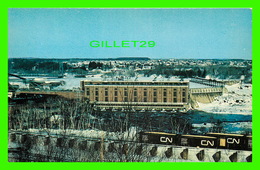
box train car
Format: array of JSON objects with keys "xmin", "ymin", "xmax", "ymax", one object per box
[
  {"xmin": 139, "ymin": 132, "xmax": 177, "ymax": 145},
  {"xmin": 206, "ymin": 133, "xmax": 251, "ymax": 150},
  {"xmin": 139, "ymin": 131, "xmax": 251, "ymax": 151},
  {"xmin": 178, "ymin": 135, "xmax": 218, "ymax": 148},
  {"xmin": 246, "ymin": 135, "xmax": 252, "ymax": 151}
]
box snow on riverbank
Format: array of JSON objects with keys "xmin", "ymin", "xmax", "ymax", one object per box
[
  {"xmin": 197, "ymin": 83, "xmax": 252, "ymax": 115},
  {"xmin": 25, "ymin": 126, "xmax": 138, "ymax": 141},
  {"xmin": 192, "ymin": 121, "xmax": 252, "ymax": 134}
]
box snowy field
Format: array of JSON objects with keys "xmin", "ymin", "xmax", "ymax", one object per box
[
  {"xmin": 198, "ymin": 83, "xmax": 252, "ymax": 115},
  {"xmin": 9, "ymin": 74, "xmax": 211, "ymax": 90}
]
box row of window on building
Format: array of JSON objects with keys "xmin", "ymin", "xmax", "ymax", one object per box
[
  {"xmin": 85, "ymin": 87, "xmax": 187, "ymax": 103},
  {"xmin": 86, "ymin": 88, "xmax": 186, "ymax": 96}
]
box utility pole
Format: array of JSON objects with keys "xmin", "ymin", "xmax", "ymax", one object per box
[{"xmin": 100, "ymin": 131, "xmax": 104, "ymax": 162}]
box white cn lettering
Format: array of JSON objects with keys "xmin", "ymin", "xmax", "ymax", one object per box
[
  {"xmin": 227, "ymin": 138, "xmax": 240, "ymax": 144},
  {"xmin": 201, "ymin": 140, "xmax": 214, "ymax": 146},
  {"xmin": 160, "ymin": 137, "xmax": 173, "ymax": 143}
]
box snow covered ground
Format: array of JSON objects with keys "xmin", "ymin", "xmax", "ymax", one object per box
[
  {"xmin": 26, "ymin": 126, "xmax": 138, "ymax": 141},
  {"xmin": 197, "ymin": 83, "xmax": 252, "ymax": 115},
  {"xmin": 192, "ymin": 122, "xmax": 252, "ymax": 134},
  {"xmin": 9, "ymin": 74, "xmax": 210, "ymax": 90}
]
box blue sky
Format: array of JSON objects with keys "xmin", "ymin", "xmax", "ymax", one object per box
[{"xmin": 8, "ymin": 8, "xmax": 252, "ymax": 59}]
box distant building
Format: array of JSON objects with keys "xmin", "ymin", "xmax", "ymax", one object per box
[{"xmin": 80, "ymin": 80, "xmax": 189, "ymax": 110}]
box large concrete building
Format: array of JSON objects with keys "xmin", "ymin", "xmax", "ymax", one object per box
[{"xmin": 80, "ymin": 80, "xmax": 189, "ymax": 111}]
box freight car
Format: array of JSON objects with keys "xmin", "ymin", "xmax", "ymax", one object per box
[
  {"xmin": 179, "ymin": 135, "xmax": 218, "ymax": 148},
  {"xmin": 206, "ymin": 133, "xmax": 252, "ymax": 151},
  {"xmin": 139, "ymin": 132, "xmax": 177, "ymax": 145},
  {"xmin": 139, "ymin": 132, "xmax": 252, "ymax": 151},
  {"xmin": 139, "ymin": 132, "xmax": 218, "ymax": 149}
]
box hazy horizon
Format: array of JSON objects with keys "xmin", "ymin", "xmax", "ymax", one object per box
[{"xmin": 8, "ymin": 56, "xmax": 252, "ymax": 61}]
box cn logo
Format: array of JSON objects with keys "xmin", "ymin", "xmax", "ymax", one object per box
[
  {"xmin": 160, "ymin": 137, "xmax": 173, "ymax": 143},
  {"xmin": 227, "ymin": 138, "xmax": 240, "ymax": 144},
  {"xmin": 201, "ymin": 140, "xmax": 214, "ymax": 146}
]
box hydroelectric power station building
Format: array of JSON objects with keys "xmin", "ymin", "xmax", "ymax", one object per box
[{"xmin": 80, "ymin": 80, "xmax": 189, "ymax": 111}]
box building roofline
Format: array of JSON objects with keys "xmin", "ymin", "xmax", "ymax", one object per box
[{"xmin": 81, "ymin": 80, "xmax": 190, "ymax": 83}]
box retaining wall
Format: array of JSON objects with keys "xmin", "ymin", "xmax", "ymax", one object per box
[{"xmin": 8, "ymin": 132, "xmax": 252, "ymax": 162}]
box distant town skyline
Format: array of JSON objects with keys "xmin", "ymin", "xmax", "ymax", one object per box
[{"xmin": 8, "ymin": 8, "xmax": 252, "ymax": 59}]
